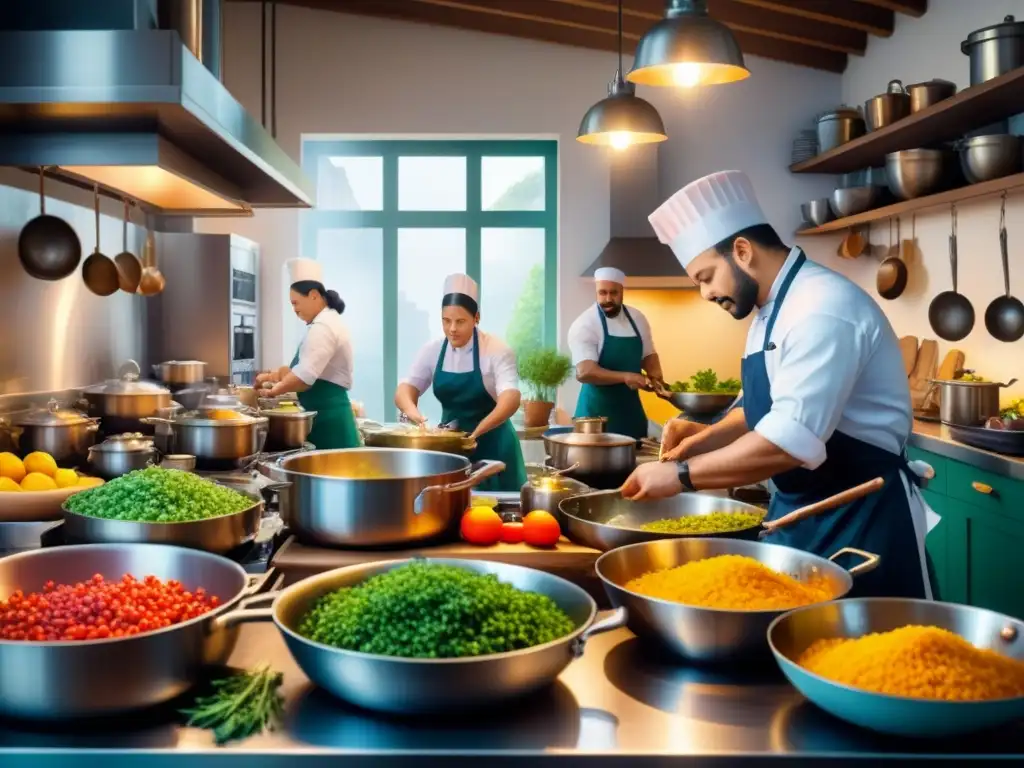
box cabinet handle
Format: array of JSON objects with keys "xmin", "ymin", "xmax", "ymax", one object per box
[{"xmin": 971, "ymin": 481, "xmax": 997, "ymax": 496}]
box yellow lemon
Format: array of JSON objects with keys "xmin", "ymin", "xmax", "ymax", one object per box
[
  {"xmin": 0, "ymin": 477, "xmax": 21, "ymax": 492},
  {"xmin": 23, "ymin": 452, "xmax": 58, "ymax": 478},
  {"xmin": 0, "ymin": 452, "xmax": 26, "ymax": 484},
  {"xmin": 20, "ymin": 472, "xmax": 57, "ymax": 491},
  {"xmin": 77, "ymin": 476, "xmax": 104, "ymax": 488},
  {"xmin": 54, "ymin": 468, "xmax": 79, "ymax": 488}
]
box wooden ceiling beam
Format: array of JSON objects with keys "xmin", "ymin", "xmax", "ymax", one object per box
[
  {"xmin": 733, "ymin": 0, "xmax": 895, "ymax": 37},
  {"xmin": 855, "ymin": 0, "xmax": 927, "ymax": 17}
]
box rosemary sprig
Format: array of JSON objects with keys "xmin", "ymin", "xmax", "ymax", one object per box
[{"xmin": 181, "ymin": 664, "xmax": 285, "ymax": 744}]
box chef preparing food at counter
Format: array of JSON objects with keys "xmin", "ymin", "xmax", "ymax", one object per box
[
  {"xmin": 628, "ymin": 170, "xmax": 933, "ymax": 600},
  {"xmin": 394, "ymin": 273, "xmax": 527, "ymax": 492},
  {"xmin": 568, "ymin": 267, "xmax": 664, "ymax": 440},
  {"xmin": 256, "ymin": 258, "xmax": 361, "ymax": 450}
]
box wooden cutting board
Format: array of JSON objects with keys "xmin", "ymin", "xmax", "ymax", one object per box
[
  {"xmin": 898, "ymin": 336, "xmax": 919, "ymax": 377},
  {"xmin": 909, "ymin": 339, "xmax": 938, "ymax": 410},
  {"xmin": 922, "ymin": 349, "xmax": 965, "ymax": 412}
]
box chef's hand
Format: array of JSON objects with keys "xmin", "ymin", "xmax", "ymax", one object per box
[
  {"xmin": 402, "ymin": 411, "xmax": 428, "ymax": 426},
  {"xmin": 621, "ymin": 461, "xmax": 683, "ymax": 501},
  {"xmin": 624, "ymin": 372, "xmax": 651, "ymax": 391},
  {"xmin": 660, "ymin": 419, "xmax": 704, "ymax": 462},
  {"xmin": 255, "ymin": 371, "xmax": 277, "ymax": 387}
]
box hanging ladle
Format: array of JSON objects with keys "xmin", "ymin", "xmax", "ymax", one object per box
[
  {"xmin": 81, "ymin": 185, "xmax": 120, "ymax": 297},
  {"xmin": 984, "ymin": 194, "xmax": 1024, "ymax": 343},
  {"xmin": 877, "ymin": 217, "xmax": 908, "ymax": 300},
  {"xmin": 928, "ymin": 204, "xmax": 975, "ymax": 342}
]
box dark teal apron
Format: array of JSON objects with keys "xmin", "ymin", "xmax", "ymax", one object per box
[
  {"xmin": 432, "ymin": 330, "xmax": 527, "ymax": 493},
  {"xmin": 745, "ymin": 250, "xmax": 930, "ymax": 599},
  {"xmin": 573, "ymin": 305, "xmax": 648, "ymax": 440},
  {"xmin": 289, "ymin": 345, "xmax": 361, "ymax": 450}
]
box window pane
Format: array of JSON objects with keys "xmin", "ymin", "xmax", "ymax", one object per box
[
  {"xmin": 481, "ymin": 156, "xmax": 545, "ymax": 211},
  {"xmin": 480, "ymin": 228, "xmax": 545, "ymax": 355},
  {"xmin": 314, "ymin": 228, "xmax": 385, "ymax": 420},
  {"xmin": 398, "ymin": 156, "xmax": 466, "ymax": 211},
  {"xmin": 316, "ymin": 156, "xmax": 383, "ymax": 210},
  {"xmin": 397, "ymin": 228, "xmax": 466, "ymax": 424}
]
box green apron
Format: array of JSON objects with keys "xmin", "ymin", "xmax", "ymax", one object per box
[
  {"xmin": 432, "ymin": 330, "xmax": 527, "ymax": 492},
  {"xmin": 289, "ymin": 345, "xmax": 361, "ymax": 450},
  {"xmin": 573, "ymin": 305, "xmax": 648, "ymax": 439}
]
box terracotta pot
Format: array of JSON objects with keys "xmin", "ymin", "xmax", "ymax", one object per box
[{"xmin": 523, "ymin": 400, "xmax": 554, "ymax": 428}]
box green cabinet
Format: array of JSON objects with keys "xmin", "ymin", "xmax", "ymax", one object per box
[{"xmin": 917, "ymin": 447, "xmax": 1024, "ymax": 619}]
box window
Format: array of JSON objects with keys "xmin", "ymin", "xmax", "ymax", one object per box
[{"xmin": 300, "ymin": 139, "xmax": 558, "ymax": 422}]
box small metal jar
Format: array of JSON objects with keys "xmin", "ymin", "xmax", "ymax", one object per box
[
  {"xmin": 573, "ymin": 417, "xmax": 607, "ymax": 434},
  {"xmin": 88, "ymin": 433, "xmax": 160, "ymax": 480},
  {"xmin": 0, "ymin": 398, "xmax": 99, "ymax": 466},
  {"xmin": 520, "ymin": 474, "xmax": 590, "ymax": 527}
]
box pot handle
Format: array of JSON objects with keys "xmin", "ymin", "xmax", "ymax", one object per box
[
  {"xmin": 413, "ymin": 459, "xmax": 506, "ymax": 515},
  {"xmin": 887, "ymin": 78, "xmax": 906, "ymax": 94},
  {"xmin": 140, "ymin": 416, "xmax": 173, "ymax": 426},
  {"xmin": 828, "ymin": 547, "xmax": 881, "ymax": 578},
  {"xmin": 210, "ymin": 591, "xmax": 280, "ymax": 631},
  {"xmin": 570, "ymin": 607, "xmax": 628, "ymax": 659},
  {"xmin": 244, "ymin": 567, "xmax": 285, "ymax": 596}
]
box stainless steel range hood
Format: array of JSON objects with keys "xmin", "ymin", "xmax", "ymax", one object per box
[
  {"xmin": 0, "ymin": 1, "xmax": 314, "ymax": 216},
  {"xmin": 581, "ymin": 144, "xmax": 694, "ymax": 289}
]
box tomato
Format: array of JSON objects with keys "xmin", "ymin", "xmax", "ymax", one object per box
[
  {"xmin": 460, "ymin": 506, "xmax": 503, "ymax": 546},
  {"xmin": 522, "ymin": 510, "xmax": 561, "ymax": 548},
  {"xmin": 500, "ymin": 521, "xmax": 524, "ymax": 544}
]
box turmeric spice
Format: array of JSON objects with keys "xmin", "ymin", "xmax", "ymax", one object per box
[
  {"xmin": 798, "ymin": 625, "xmax": 1024, "ymax": 701},
  {"xmin": 623, "ymin": 554, "xmax": 833, "ymax": 610}
]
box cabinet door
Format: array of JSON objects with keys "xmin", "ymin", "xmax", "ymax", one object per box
[
  {"xmin": 922, "ymin": 489, "xmax": 967, "ymax": 604},
  {"xmin": 964, "ymin": 506, "xmax": 1024, "ymax": 620}
]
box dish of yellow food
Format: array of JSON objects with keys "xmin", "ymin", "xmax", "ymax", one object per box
[
  {"xmin": 624, "ymin": 554, "xmax": 833, "ymax": 611},
  {"xmin": 797, "ymin": 625, "xmax": 1024, "ymax": 701},
  {"xmin": 0, "ymin": 451, "xmax": 101, "ymax": 492}
]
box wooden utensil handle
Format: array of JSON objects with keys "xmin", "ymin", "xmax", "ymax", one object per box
[{"xmin": 762, "ymin": 477, "xmax": 885, "ymax": 533}]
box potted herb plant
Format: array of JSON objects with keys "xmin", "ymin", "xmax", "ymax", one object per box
[{"xmin": 518, "ymin": 347, "xmax": 572, "ymax": 428}]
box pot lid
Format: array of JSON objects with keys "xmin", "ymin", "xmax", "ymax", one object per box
[
  {"xmin": 818, "ymin": 106, "xmax": 862, "ymax": 121},
  {"xmin": 83, "ymin": 375, "xmax": 171, "ymax": 396},
  {"xmin": 94, "ymin": 433, "xmax": 155, "ymax": 452},
  {"xmin": 964, "ymin": 15, "xmax": 1024, "ymax": 46},
  {"xmin": 907, "ymin": 78, "xmax": 956, "ymax": 89},
  {"xmin": 15, "ymin": 398, "xmax": 94, "ymax": 426}
]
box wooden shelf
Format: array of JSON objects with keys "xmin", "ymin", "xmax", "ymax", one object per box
[
  {"xmin": 791, "ymin": 68, "xmax": 1024, "ymax": 175},
  {"xmin": 796, "ymin": 172, "xmax": 1024, "ymax": 235}
]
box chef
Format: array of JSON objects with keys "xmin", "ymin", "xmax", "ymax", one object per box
[
  {"xmin": 394, "ymin": 273, "xmax": 527, "ymax": 492},
  {"xmin": 256, "ymin": 258, "xmax": 360, "ymax": 449},
  {"xmin": 625, "ymin": 170, "xmax": 932, "ymax": 600},
  {"xmin": 568, "ymin": 267, "xmax": 664, "ymax": 440}
]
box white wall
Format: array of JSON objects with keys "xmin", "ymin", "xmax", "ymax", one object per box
[
  {"xmin": 801, "ymin": 0, "xmax": 1024, "ymax": 399},
  {"xmin": 201, "ymin": 5, "xmax": 839, "ymax": 413}
]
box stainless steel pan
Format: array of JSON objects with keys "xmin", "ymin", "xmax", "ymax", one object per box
[
  {"xmin": 360, "ymin": 421, "xmax": 477, "ymax": 456},
  {"xmin": 543, "ymin": 431, "xmax": 636, "ymax": 474},
  {"xmin": 217, "ymin": 557, "xmax": 627, "ymax": 714},
  {"xmin": 142, "ymin": 415, "xmax": 269, "ymax": 461},
  {"xmin": 0, "ymin": 544, "xmax": 277, "ymax": 719},
  {"xmin": 596, "ymin": 537, "xmax": 879, "ymax": 662}
]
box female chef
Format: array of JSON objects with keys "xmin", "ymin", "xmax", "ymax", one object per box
[
  {"xmin": 257, "ymin": 258, "xmax": 360, "ymax": 449},
  {"xmin": 394, "ymin": 273, "xmax": 527, "ymax": 492}
]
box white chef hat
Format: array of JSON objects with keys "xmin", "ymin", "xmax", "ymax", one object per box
[
  {"xmin": 442, "ymin": 272, "xmax": 479, "ymax": 314},
  {"xmin": 594, "ymin": 267, "xmax": 626, "ymax": 285},
  {"xmin": 649, "ymin": 170, "xmax": 768, "ymax": 271},
  {"xmin": 287, "ymin": 257, "xmax": 322, "ymax": 285}
]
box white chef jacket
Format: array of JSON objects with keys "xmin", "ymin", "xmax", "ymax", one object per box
[
  {"xmin": 567, "ymin": 304, "xmax": 656, "ymax": 366},
  {"xmin": 292, "ymin": 308, "xmax": 354, "ymax": 389},
  {"xmin": 747, "ymin": 246, "xmax": 912, "ymax": 469},
  {"xmin": 403, "ymin": 330, "xmax": 520, "ymax": 401}
]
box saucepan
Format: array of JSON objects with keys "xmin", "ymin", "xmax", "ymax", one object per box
[{"xmin": 543, "ymin": 431, "xmax": 637, "ymax": 475}]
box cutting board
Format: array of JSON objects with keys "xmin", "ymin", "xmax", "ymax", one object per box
[
  {"xmin": 922, "ymin": 349, "xmax": 965, "ymax": 412},
  {"xmin": 898, "ymin": 336, "xmax": 919, "ymax": 377},
  {"xmin": 909, "ymin": 339, "xmax": 938, "ymax": 410}
]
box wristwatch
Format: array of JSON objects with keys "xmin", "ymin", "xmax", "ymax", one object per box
[{"xmin": 676, "ymin": 460, "xmax": 696, "ymax": 492}]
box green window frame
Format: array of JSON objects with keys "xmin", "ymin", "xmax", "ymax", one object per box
[{"xmin": 300, "ymin": 137, "xmax": 558, "ymax": 422}]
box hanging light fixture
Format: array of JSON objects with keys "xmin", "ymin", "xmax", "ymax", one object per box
[
  {"xmin": 627, "ymin": 0, "xmax": 749, "ymax": 88},
  {"xmin": 577, "ymin": 0, "xmax": 667, "ymax": 150}
]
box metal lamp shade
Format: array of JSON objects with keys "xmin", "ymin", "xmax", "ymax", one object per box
[
  {"xmin": 627, "ymin": 6, "xmax": 749, "ymax": 88},
  {"xmin": 576, "ymin": 80, "xmax": 667, "ymax": 147}
]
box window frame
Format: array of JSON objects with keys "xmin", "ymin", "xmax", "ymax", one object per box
[{"xmin": 300, "ymin": 138, "xmax": 558, "ymax": 422}]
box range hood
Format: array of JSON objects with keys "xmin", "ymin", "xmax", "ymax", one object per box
[
  {"xmin": 582, "ymin": 144, "xmax": 694, "ymax": 289},
  {"xmin": 0, "ymin": 0, "xmax": 314, "ymax": 216}
]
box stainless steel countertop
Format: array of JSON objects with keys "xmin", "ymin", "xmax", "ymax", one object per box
[
  {"xmin": 909, "ymin": 420, "xmax": 1024, "ymax": 481},
  {"xmin": 1, "ymin": 621, "xmax": 1021, "ymax": 764}
]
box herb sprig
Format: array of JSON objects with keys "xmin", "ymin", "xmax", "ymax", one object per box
[{"xmin": 181, "ymin": 665, "xmax": 284, "ymax": 744}]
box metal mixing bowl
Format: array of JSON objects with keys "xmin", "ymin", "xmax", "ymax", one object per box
[
  {"xmin": 769, "ymin": 597, "xmax": 1024, "ymax": 737},
  {"xmin": 959, "ymin": 134, "xmax": 1021, "ymax": 184},
  {"xmin": 885, "ymin": 148, "xmax": 950, "ymax": 200},
  {"xmin": 800, "ymin": 199, "xmax": 834, "ymax": 228},
  {"xmin": 665, "ymin": 391, "xmax": 739, "ymax": 416},
  {"xmin": 595, "ymin": 538, "xmax": 879, "ymax": 662},
  {"xmin": 829, "ymin": 185, "xmax": 880, "ymax": 218}
]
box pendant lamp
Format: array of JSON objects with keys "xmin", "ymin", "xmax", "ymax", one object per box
[
  {"xmin": 577, "ymin": 0, "xmax": 667, "ymax": 149},
  {"xmin": 627, "ymin": 0, "xmax": 749, "ymax": 88}
]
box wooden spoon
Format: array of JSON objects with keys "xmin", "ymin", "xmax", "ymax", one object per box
[{"xmin": 759, "ymin": 477, "xmax": 885, "ymax": 538}]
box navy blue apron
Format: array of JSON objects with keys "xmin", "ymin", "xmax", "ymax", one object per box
[{"xmin": 744, "ymin": 250, "xmax": 929, "ymax": 599}]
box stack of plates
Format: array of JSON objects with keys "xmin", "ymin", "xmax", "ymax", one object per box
[{"xmin": 791, "ymin": 129, "xmax": 818, "ymax": 164}]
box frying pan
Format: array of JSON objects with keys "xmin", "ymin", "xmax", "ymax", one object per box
[
  {"xmin": 928, "ymin": 205, "xmax": 975, "ymax": 341},
  {"xmin": 17, "ymin": 167, "xmax": 82, "ymax": 281},
  {"xmin": 984, "ymin": 195, "xmax": 1024, "ymax": 343},
  {"xmin": 876, "ymin": 218, "xmax": 908, "ymax": 300},
  {"xmin": 114, "ymin": 198, "xmax": 142, "ymax": 294},
  {"xmin": 81, "ymin": 185, "xmax": 120, "ymax": 297}
]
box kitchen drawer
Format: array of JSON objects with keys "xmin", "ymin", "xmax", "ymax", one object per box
[
  {"xmin": 945, "ymin": 460, "xmax": 1024, "ymax": 523},
  {"xmin": 906, "ymin": 446, "xmax": 946, "ymax": 496}
]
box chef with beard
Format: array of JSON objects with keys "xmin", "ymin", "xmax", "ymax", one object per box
[
  {"xmin": 623, "ymin": 170, "xmax": 933, "ymax": 600},
  {"xmin": 568, "ymin": 267, "xmax": 663, "ymax": 440}
]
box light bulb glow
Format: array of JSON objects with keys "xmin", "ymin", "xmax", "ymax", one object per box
[
  {"xmin": 610, "ymin": 132, "xmax": 633, "ymax": 150},
  {"xmin": 672, "ymin": 63, "xmax": 702, "ymax": 88}
]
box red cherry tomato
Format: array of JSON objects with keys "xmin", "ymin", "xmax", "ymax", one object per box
[
  {"xmin": 500, "ymin": 521, "xmax": 524, "ymax": 544},
  {"xmin": 460, "ymin": 506, "xmax": 503, "ymax": 546},
  {"xmin": 522, "ymin": 510, "xmax": 561, "ymax": 548}
]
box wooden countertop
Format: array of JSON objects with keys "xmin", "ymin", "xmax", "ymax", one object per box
[{"xmin": 910, "ymin": 419, "xmax": 1024, "ymax": 481}]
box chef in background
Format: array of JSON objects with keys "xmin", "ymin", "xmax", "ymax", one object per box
[
  {"xmin": 394, "ymin": 273, "xmax": 527, "ymax": 492},
  {"xmin": 257, "ymin": 258, "xmax": 360, "ymax": 449},
  {"xmin": 624, "ymin": 169, "xmax": 932, "ymax": 600},
  {"xmin": 568, "ymin": 267, "xmax": 663, "ymax": 439}
]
